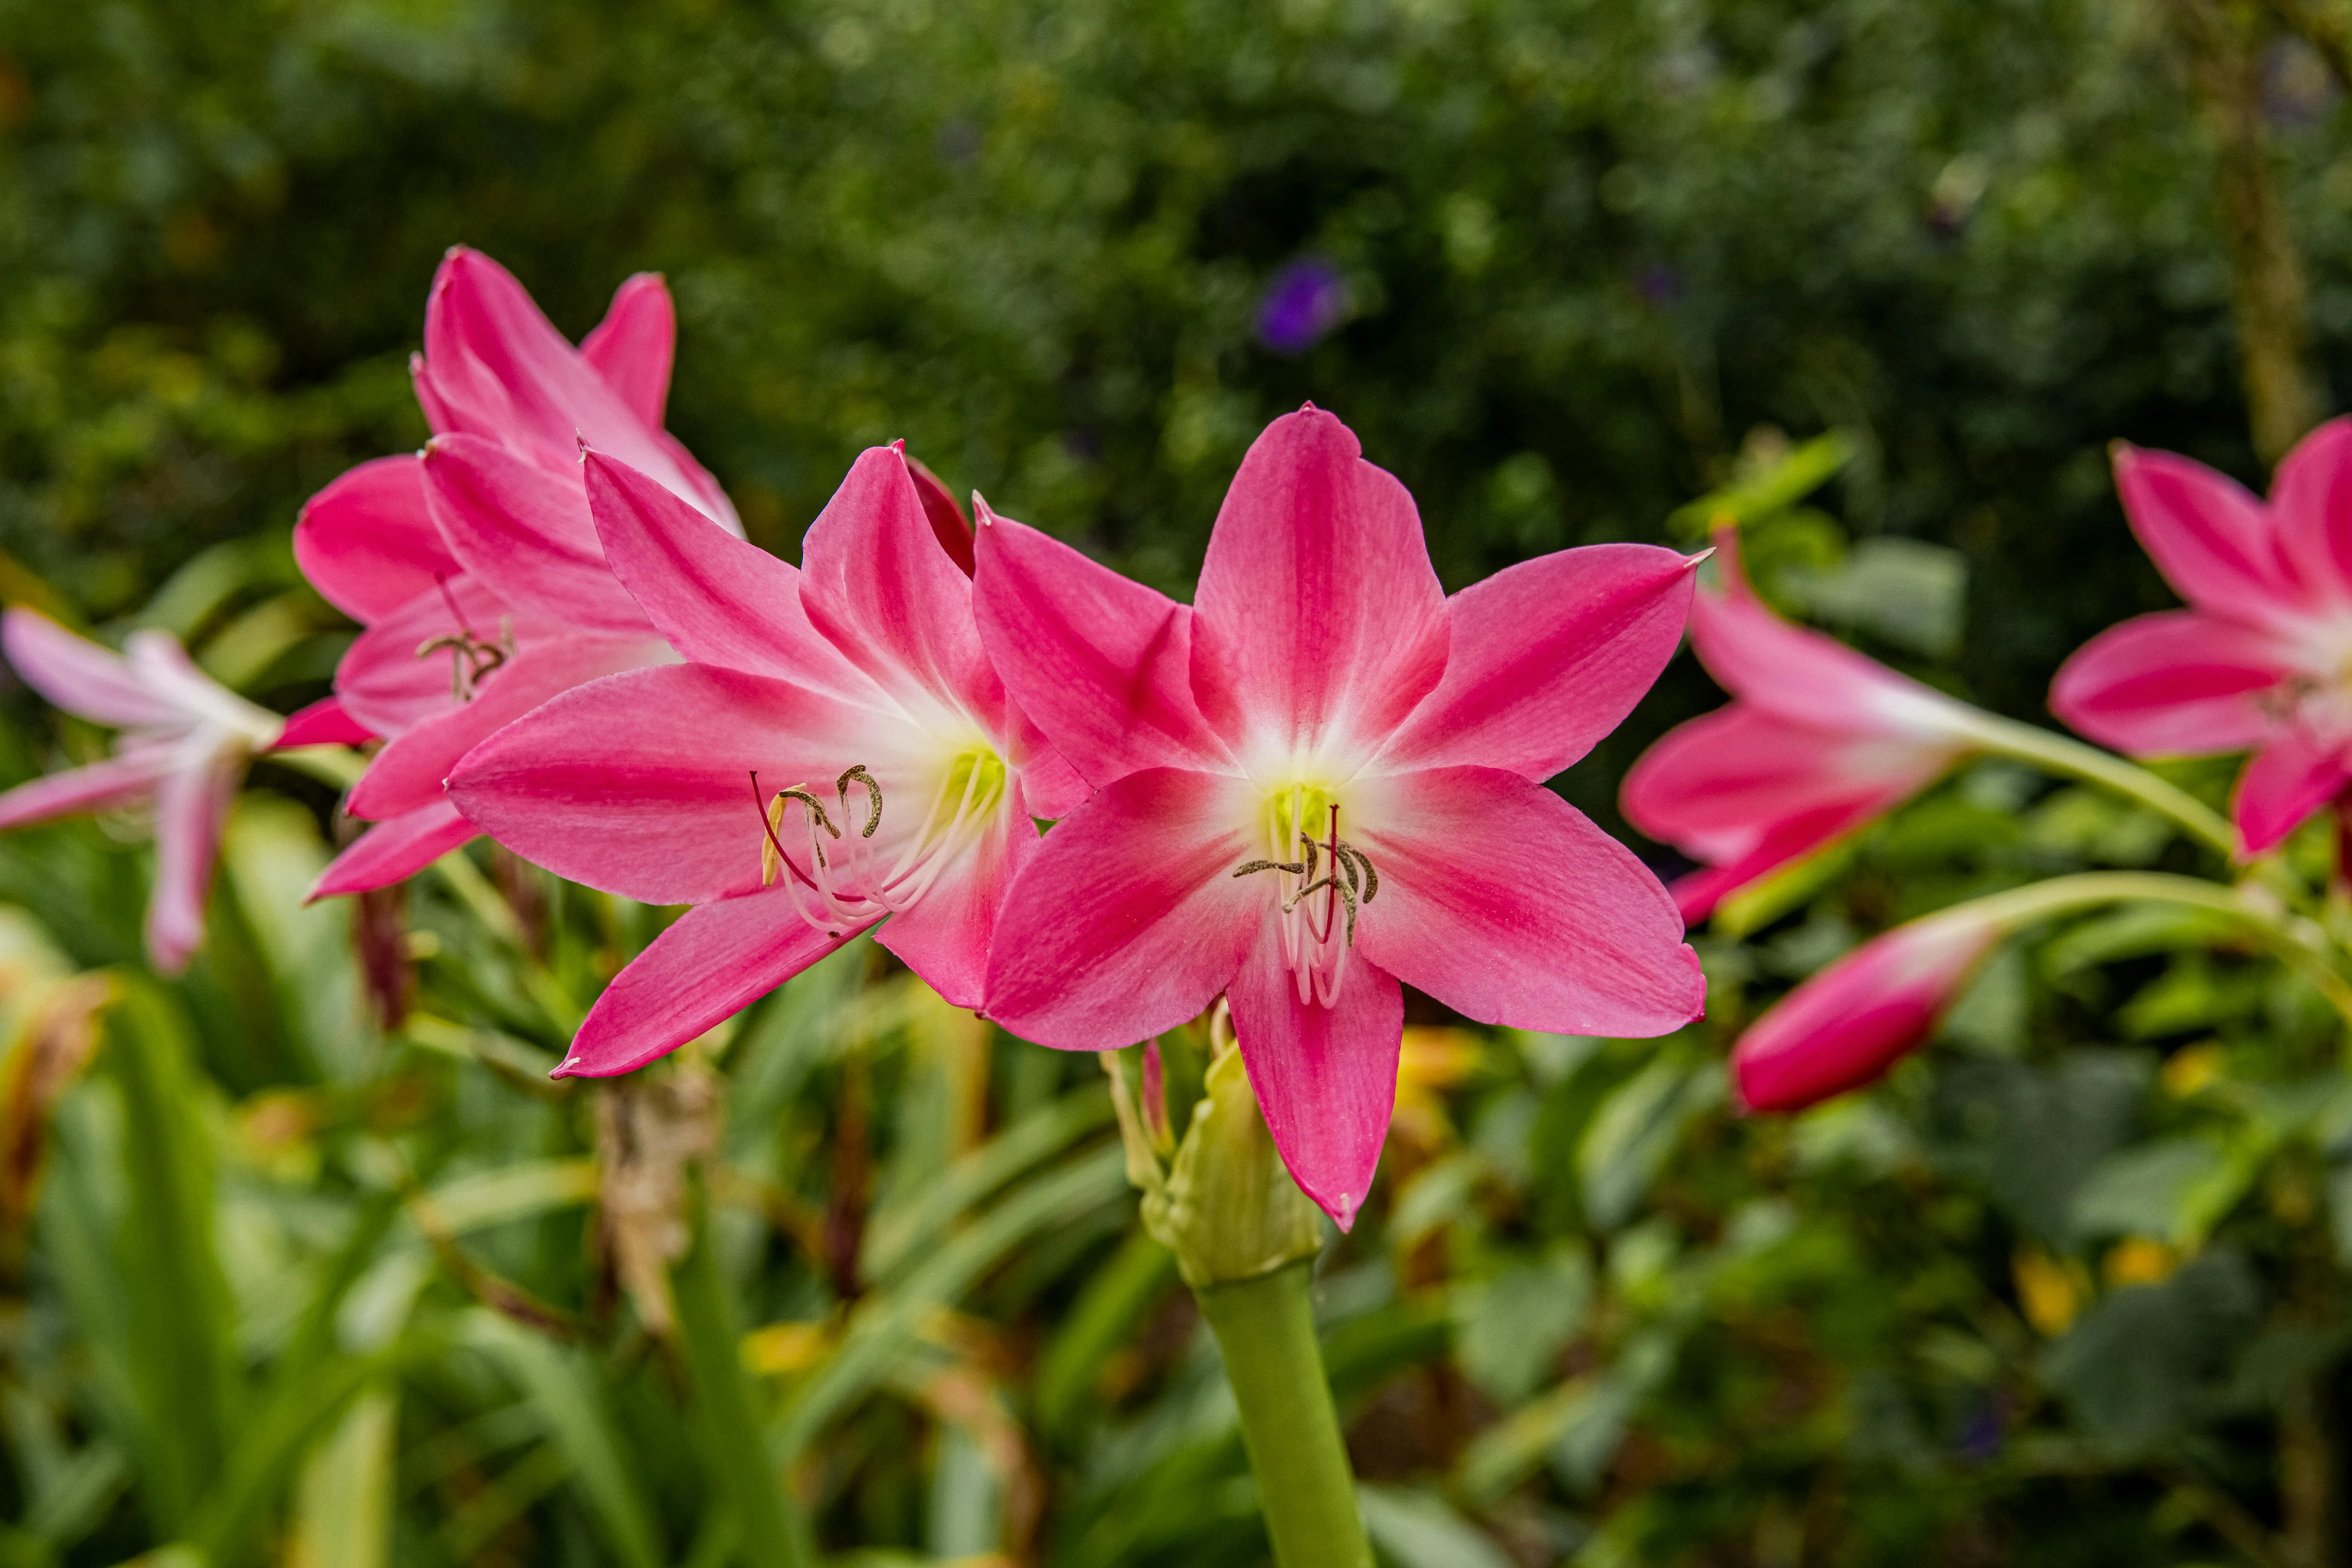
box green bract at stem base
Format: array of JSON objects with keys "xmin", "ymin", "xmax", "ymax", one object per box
[{"xmin": 1103, "ymin": 1011, "xmax": 1373, "ymax": 1568}]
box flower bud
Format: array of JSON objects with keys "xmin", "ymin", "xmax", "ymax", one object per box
[{"xmin": 1732, "ymin": 908, "xmax": 2001, "ymax": 1112}]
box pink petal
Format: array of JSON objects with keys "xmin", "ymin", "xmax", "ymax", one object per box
[
  {"xmin": 583, "ymin": 451, "xmax": 878, "ymax": 695},
  {"xmin": 0, "ymin": 753, "xmax": 173, "ymax": 831},
  {"xmin": 309, "ymin": 799, "xmax": 476, "ymax": 899},
  {"xmin": 147, "ymin": 746, "xmax": 242, "ymax": 973},
  {"xmin": 1377, "ymin": 543, "xmax": 1699, "ymax": 779},
  {"xmin": 579, "ymin": 273, "xmax": 675, "ymax": 430},
  {"xmin": 2269, "ymin": 417, "xmax": 2352, "ymax": 604},
  {"xmin": 333, "ymin": 574, "xmax": 548, "ymax": 739},
  {"xmin": 1006, "ymin": 704, "xmax": 1091, "ymax": 818},
  {"xmin": 2, "ymin": 609, "xmax": 178, "ymax": 728},
  {"xmin": 444, "ymin": 661, "xmax": 890, "ymax": 905},
  {"xmin": 1665, "ymin": 804, "xmax": 1892, "ymax": 923},
  {"xmin": 294, "ymin": 456, "xmax": 457, "ymax": 625},
  {"xmin": 1689, "ymin": 531, "xmax": 1974, "ymax": 740},
  {"xmin": 906, "ymin": 455, "xmax": 975, "ymax": 577},
  {"xmin": 2049, "ymin": 610, "xmax": 2292, "ymax": 756},
  {"xmin": 2113, "ymin": 443, "xmax": 2306, "ymax": 625},
  {"xmin": 421, "ymin": 435, "xmax": 650, "ymax": 634},
  {"xmin": 560, "ymin": 892, "xmax": 856, "ymax": 1077},
  {"xmin": 1189, "ymin": 408, "xmax": 1449, "ymax": 767},
  {"xmin": 2231, "ymin": 731, "xmax": 2351, "ymax": 856},
  {"xmin": 873, "ymin": 782, "xmax": 1038, "ymax": 1009},
  {"xmin": 1734, "ymin": 910, "xmax": 2000, "ymax": 1112},
  {"xmin": 274, "ymin": 697, "xmax": 374, "ymax": 749},
  {"xmin": 797, "ymin": 445, "xmax": 1002, "ymax": 725},
  {"xmin": 970, "ymin": 507, "xmax": 1230, "ymax": 784},
  {"xmin": 1352, "ymin": 766, "xmax": 1704, "ymax": 1036},
  {"xmin": 1225, "ymin": 917, "xmax": 1403, "ymax": 1230},
  {"xmin": 985, "ymin": 766, "xmax": 1264, "ymax": 1050},
  {"xmin": 1621, "ymin": 704, "xmax": 1956, "ymax": 863},
  {"xmin": 347, "ymin": 635, "xmax": 671, "ymax": 821},
  {"xmin": 422, "ymin": 250, "xmax": 733, "ymax": 522}
]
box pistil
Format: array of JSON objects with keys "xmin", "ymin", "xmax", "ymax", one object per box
[{"xmin": 1233, "ymin": 793, "xmax": 1379, "ymax": 1008}]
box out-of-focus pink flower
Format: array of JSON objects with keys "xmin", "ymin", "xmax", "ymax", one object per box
[
  {"xmin": 2052, "ymin": 421, "xmax": 2352, "ymax": 857},
  {"xmin": 1622, "ymin": 530, "xmax": 1987, "ymax": 922},
  {"xmin": 972, "ymin": 406, "xmax": 1705, "ymax": 1228},
  {"xmin": 1732, "ymin": 906, "xmax": 2002, "ymax": 1112},
  {"xmin": 447, "ymin": 444, "xmax": 1084, "ymax": 1078},
  {"xmin": 296, "ymin": 249, "xmax": 736, "ymax": 898},
  {"xmin": 0, "ymin": 609, "xmax": 288, "ymax": 972}
]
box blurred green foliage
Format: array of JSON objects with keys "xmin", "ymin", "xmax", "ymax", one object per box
[{"xmin": 4, "ymin": 0, "xmax": 2352, "ymax": 1564}]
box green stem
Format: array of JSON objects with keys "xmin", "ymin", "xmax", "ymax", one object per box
[
  {"xmin": 1966, "ymin": 714, "xmax": 2238, "ymax": 859},
  {"xmin": 1195, "ymin": 1263, "xmax": 1372, "ymax": 1568},
  {"xmin": 674, "ymin": 1172, "xmax": 816, "ymax": 1568},
  {"xmin": 1942, "ymin": 870, "xmax": 2352, "ymax": 1029}
]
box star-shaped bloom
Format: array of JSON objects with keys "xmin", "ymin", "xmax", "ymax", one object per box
[
  {"xmin": 0, "ymin": 609, "xmax": 288, "ymax": 971},
  {"xmin": 972, "ymin": 407, "xmax": 1705, "ymax": 1226}
]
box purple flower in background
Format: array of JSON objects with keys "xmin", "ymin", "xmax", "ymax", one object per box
[{"xmin": 1257, "ymin": 258, "xmax": 1348, "ymax": 354}]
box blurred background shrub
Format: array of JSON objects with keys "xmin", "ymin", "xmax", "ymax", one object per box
[{"xmin": 4, "ymin": 0, "xmax": 2352, "ymax": 1564}]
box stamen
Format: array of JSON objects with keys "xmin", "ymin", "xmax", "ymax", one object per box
[
  {"xmin": 1231, "ymin": 796, "xmax": 1380, "ymax": 1004},
  {"xmin": 838, "ymin": 765, "xmax": 884, "ymax": 839},
  {"xmin": 413, "ymin": 577, "xmax": 514, "ymax": 701}
]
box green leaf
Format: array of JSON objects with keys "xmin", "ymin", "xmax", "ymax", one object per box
[
  {"xmin": 2043, "ymin": 1254, "xmax": 2259, "ymax": 1452},
  {"xmin": 1359, "ymin": 1485, "xmax": 1516, "ymax": 1568},
  {"xmin": 1456, "ymin": 1248, "xmax": 1592, "ymax": 1405},
  {"xmin": 286, "ymin": 1384, "xmax": 397, "ymax": 1568},
  {"xmin": 1577, "ymin": 1054, "xmax": 1723, "ymax": 1231},
  {"xmin": 1032, "ymin": 1227, "xmax": 1179, "ymax": 1443},
  {"xmin": 2068, "ymin": 1137, "xmax": 2236, "ymax": 1245},
  {"xmin": 1666, "ymin": 430, "xmax": 1856, "ymax": 541}
]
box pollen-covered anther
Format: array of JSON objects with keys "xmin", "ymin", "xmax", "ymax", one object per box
[
  {"xmin": 1234, "ymin": 797, "xmax": 1378, "ymax": 1008},
  {"xmin": 413, "ymin": 579, "xmax": 514, "ymax": 701},
  {"xmin": 747, "ymin": 748, "xmax": 1006, "ymax": 941}
]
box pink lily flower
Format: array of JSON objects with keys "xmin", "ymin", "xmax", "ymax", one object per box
[
  {"xmin": 0, "ymin": 609, "xmax": 288, "ymax": 972},
  {"xmin": 296, "ymin": 248, "xmax": 736, "ymax": 897},
  {"xmin": 1732, "ymin": 906, "xmax": 2001, "ymax": 1112},
  {"xmin": 445, "ymin": 444, "xmax": 1085, "ymax": 1076},
  {"xmin": 971, "ymin": 407, "xmax": 1706, "ymax": 1228},
  {"xmin": 1621, "ymin": 530, "xmax": 1988, "ymax": 922},
  {"xmin": 2051, "ymin": 421, "xmax": 2352, "ymax": 856}
]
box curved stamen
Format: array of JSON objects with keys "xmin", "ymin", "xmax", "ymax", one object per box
[
  {"xmin": 415, "ymin": 577, "xmax": 513, "ymax": 701},
  {"xmin": 1233, "ymin": 796, "xmax": 1379, "ymax": 1008}
]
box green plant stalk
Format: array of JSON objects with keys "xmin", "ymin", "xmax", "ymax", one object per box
[
  {"xmin": 675, "ymin": 1173, "xmax": 815, "ymax": 1568},
  {"xmin": 1195, "ymin": 1263, "xmax": 1373, "ymax": 1568},
  {"xmin": 1965, "ymin": 713, "xmax": 2238, "ymax": 859},
  {"xmin": 1939, "ymin": 869, "xmax": 2352, "ymax": 1028}
]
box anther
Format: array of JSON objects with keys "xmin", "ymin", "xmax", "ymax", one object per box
[
  {"xmin": 838, "ymin": 765, "xmax": 884, "ymax": 838},
  {"xmin": 414, "ymin": 577, "xmax": 514, "ymax": 701}
]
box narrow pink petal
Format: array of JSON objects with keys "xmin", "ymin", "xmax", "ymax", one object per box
[
  {"xmin": 2269, "ymin": 418, "xmax": 2352, "ymax": 603},
  {"xmin": 873, "ymin": 784, "xmax": 1038, "ymax": 1009},
  {"xmin": 1377, "ymin": 543, "xmax": 1698, "ymax": 779},
  {"xmin": 1690, "ymin": 532, "xmax": 1975, "ymax": 740},
  {"xmin": 971, "ymin": 508, "xmax": 1231, "ymax": 784},
  {"xmin": 584, "ymin": 451, "xmax": 878, "ymax": 695},
  {"xmin": 333, "ymin": 574, "xmax": 551, "ymax": 739},
  {"xmin": 985, "ymin": 767, "xmax": 1263, "ymax": 1050},
  {"xmin": 907, "ymin": 455, "xmax": 975, "ymax": 576},
  {"xmin": 2, "ymin": 609, "xmax": 177, "ymax": 728},
  {"xmin": 347, "ymin": 635, "xmax": 670, "ymax": 821},
  {"xmin": 2049, "ymin": 610, "xmax": 2293, "ymax": 756},
  {"xmin": 293, "ymin": 456, "xmax": 457, "ymax": 625},
  {"xmin": 579, "ymin": 273, "xmax": 674, "ymax": 430},
  {"xmin": 2232, "ymin": 732, "xmax": 2351, "ymax": 856},
  {"xmin": 1734, "ymin": 910, "xmax": 2000, "ymax": 1112},
  {"xmin": 0, "ymin": 753, "xmax": 172, "ymax": 831},
  {"xmin": 147, "ymin": 747, "xmax": 242, "ymax": 973},
  {"xmin": 274, "ymin": 697, "xmax": 374, "ymax": 750},
  {"xmin": 421, "ymin": 435, "xmax": 649, "ymax": 633},
  {"xmin": 444, "ymin": 661, "xmax": 894, "ymax": 905},
  {"xmin": 1353, "ymin": 766, "xmax": 1704, "ymax": 1036},
  {"xmin": 1189, "ymin": 408, "xmax": 1449, "ymax": 767},
  {"xmin": 2113, "ymin": 443, "xmax": 2307, "ymax": 624},
  {"xmin": 1006, "ymin": 704, "xmax": 1091, "ymax": 819},
  {"xmin": 1666, "ymin": 804, "xmax": 1894, "ymax": 923},
  {"xmin": 422, "ymin": 248, "xmax": 738, "ymax": 530},
  {"xmin": 560, "ymin": 893, "xmax": 857, "ymax": 1077},
  {"xmin": 309, "ymin": 799, "xmax": 475, "ymax": 899},
  {"xmin": 1225, "ymin": 919, "xmax": 1403, "ymax": 1230},
  {"xmin": 798, "ymin": 445, "xmax": 1002, "ymax": 725},
  {"xmin": 1621, "ymin": 704, "xmax": 1957, "ymax": 862}
]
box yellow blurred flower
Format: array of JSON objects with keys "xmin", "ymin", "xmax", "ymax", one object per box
[
  {"xmin": 2103, "ymin": 1237, "xmax": 2179, "ymax": 1288},
  {"xmin": 1390, "ymin": 1026, "xmax": 1485, "ymax": 1156},
  {"xmin": 2013, "ymin": 1248, "xmax": 2088, "ymax": 1335}
]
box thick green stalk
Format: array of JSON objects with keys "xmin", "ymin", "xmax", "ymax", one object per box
[
  {"xmin": 1196, "ymin": 1263, "xmax": 1372, "ymax": 1568},
  {"xmin": 1965, "ymin": 713, "xmax": 2238, "ymax": 859}
]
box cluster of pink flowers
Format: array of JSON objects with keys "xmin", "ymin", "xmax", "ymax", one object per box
[{"xmin": 9, "ymin": 246, "xmax": 2328, "ymax": 1212}]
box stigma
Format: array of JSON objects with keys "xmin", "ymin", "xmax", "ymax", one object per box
[
  {"xmin": 1233, "ymin": 785, "xmax": 1378, "ymax": 1008},
  {"xmin": 750, "ymin": 748, "xmax": 1006, "ymax": 938}
]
